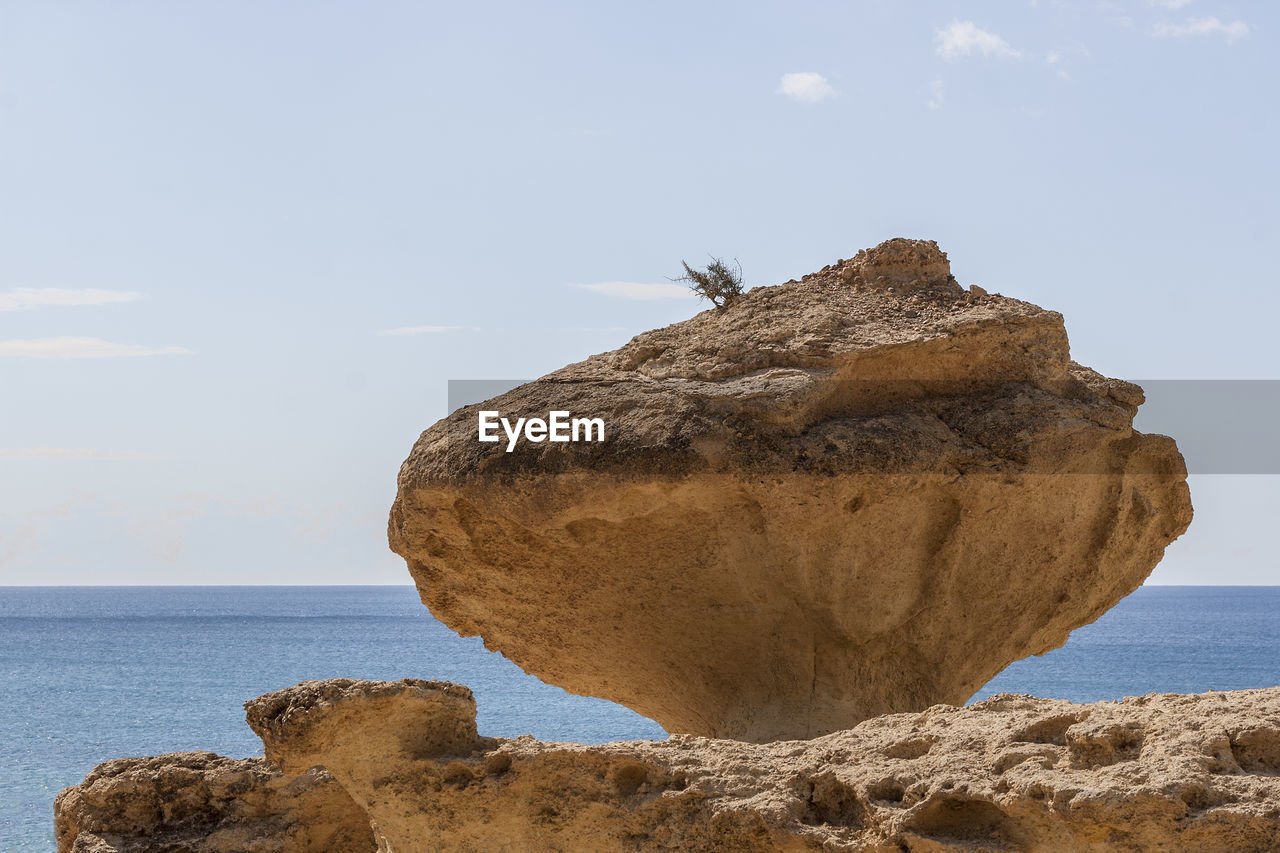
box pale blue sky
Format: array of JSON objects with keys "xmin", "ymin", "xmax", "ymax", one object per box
[{"xmin": 1, "ymin": 1, "xmax": 1275, "ymax": 584}]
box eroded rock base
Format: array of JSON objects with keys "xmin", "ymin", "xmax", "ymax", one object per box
[
  {"xmin": 245, "ymin": 679, "xmax": 1280, "ymax": 851},
  {"xmin": 58, "ymin": 679, "xmax": 1280, "ymax": 851}
]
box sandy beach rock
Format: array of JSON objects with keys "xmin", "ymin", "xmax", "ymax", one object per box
[
  {"xmin": 53, "ymin": 752, "xmax": 376, "ymax": 853},
  {"xmin": 388, "ymin": 238, "xmax": 1193, "ymax": 742},
  {"xmin": 242, "ymin": 678, "xmax": 1280, "ymax": 853}
]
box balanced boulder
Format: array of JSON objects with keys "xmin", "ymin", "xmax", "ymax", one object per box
[{"xmin": 388, "ymin": 239, "xmax": 1192, "ymax": 742}]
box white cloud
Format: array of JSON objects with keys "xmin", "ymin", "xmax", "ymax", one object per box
[
  {"xmin": 573, "ymin": 282, "xmax": 697, "ymax": 301},
  {"xmin": 1146, "ymin": 0, "xmax": 1193, "ymax": 8},
  {"xmin": 0, "ymin": 337, "xmax": 192, "ymax": 358},
  {"xmin": 1044, "ymin": 44, "xmax": 1090, "ymax": 79},
  {"xmin": 1153, "ymin": 16, "xmax": 1249, "ymax": 41},
  {"xmin": 927, "ymin": 79, "xmax": 945, "ymax": 110},
  {"xmin": 1045, "ymin": 51, "xmax": 1070, "ymax": 79},
  {"xmin": 935, "ymin": 21, "xmax": 1022, "ymax": 61},
  {"xmin": 778, "ymin": 72, "xmax": 837, "ymax": 103},
  {"xmin": 376, "ymin": 325, "xmax": 476, "ymax": 336},
  {"xmin": 0, "ymin": 288, "xmax": 142, "ymax": 312},
  {"xmin": 0, "ymin": 448, "xmax": 153, "ymax": 460}
]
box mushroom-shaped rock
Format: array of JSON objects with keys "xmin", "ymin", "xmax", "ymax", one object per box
[{"xmin": 388, "ymin": 239, "xmax": 1192, "ymax": 742}]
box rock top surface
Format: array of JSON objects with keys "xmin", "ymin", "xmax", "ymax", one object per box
[
  {"xmin": 389, "ymin": 238, "xmax": 1193, "ymax": 741},
  {"xmin": 245, "ymin": 678, "xmax": 480, "ymax": 775}
]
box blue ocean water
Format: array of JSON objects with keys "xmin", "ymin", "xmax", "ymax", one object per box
[{"xmin": 3, "ymin": 585, "xmax": 1279, "ymax": 852}]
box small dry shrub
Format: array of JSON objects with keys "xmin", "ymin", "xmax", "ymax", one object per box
[{"xmin": 672, "ymin": 257, "xmax": 744, "ymax": 308}]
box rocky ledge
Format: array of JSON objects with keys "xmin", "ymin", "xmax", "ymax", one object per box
[
  {"xmin": 57, "ymin": 679, "xmax": 1280, "ymax": 852},
  {"xmin": 389, "ymin": 238, "xmax": 1193, "ymax": 742},
  {"xmin": 53, "ymin": 752, "xmax": 376, "ymax": 853}
]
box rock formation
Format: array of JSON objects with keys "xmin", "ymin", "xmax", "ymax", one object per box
[
  {"xmin": 53, "ymin": 752, "xmax": 376, "ymax": 853},
  {"xmin": 388, "ymin": 238, "xmax": 1193, "ymax": 742},
  {"xmin": 53, "ymin": 239, "xmax": 1210, "ymax": 850},
  {"xmin": 62, "ymin": 678, "xmax": 1280, "ymax": 852}
]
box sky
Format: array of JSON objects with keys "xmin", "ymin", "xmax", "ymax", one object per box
[{"xmin": 0, "ymin": 0, "xmax": 1276, "ymax": 585}]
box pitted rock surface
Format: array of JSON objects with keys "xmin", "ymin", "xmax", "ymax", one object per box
[
  {"xmin": 53, "ymin": 753, "xmax": 375, "ymax": 853},
  {"xmin": 250, "ymin": 679, "xmax": 1280, "ymax": 853}
]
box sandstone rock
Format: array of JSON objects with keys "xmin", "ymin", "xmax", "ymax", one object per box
[
  {"xmin": 243, "ymin": 678, "xmax": 1280, "ymax": 853},
  {"xmin": 53, "ymin": 752, "xmax": 376, "ymax": 853},
  {"xmin": 388, "ymin": 238, "xmax": 1193, "ymax": 742},
  {"xmin": 243, "ymin": 677, "xmax": 481, "ymax": 777}
]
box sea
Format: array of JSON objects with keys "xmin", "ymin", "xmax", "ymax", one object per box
[{"xmin": 2, "ymin": 585, "xmax": 1279, "ymax": 852}]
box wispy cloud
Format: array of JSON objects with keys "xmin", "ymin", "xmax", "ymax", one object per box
[
  {"xmin": 545, "ymin": 325, "xmax": 630, "ymax": 333},
  {"xmin": 935, "ymin": 21, "xmax": 1022, "ymax": 60},
  {"xmin": 0, "ymin": 447, "xmax": 154, "ymax": 460},
  {"xmin": 0, "ymin": 337, "xmax": 192, "ymax": 358},
  {"xmin": 0, "ymin": 494, "xmax": 104, "ymax": 568},
  {"xmin": 1045, "ymin": 51, "xmax": 1069, "ymax": 79},
  {"xmin": 0, "ymin": 288, "xmax": 142, "ymax": 312},
  {"xmin": 1153, "ymin": 16, "xmax": 1249, "ymax": 41},
  {"xmin": 778, "ymin": 72, "xmax": 837, "ymax": 103},
  {"xmin": 573, "ymin": 282, "xmax": 697, "ymax": 301},
  {"xmin": 376, "ymin": 325, "xmax": 477, "ymax": 337},
  {"xmin": 927, "ymin": 78, "xmax": 945, "ymax": 110},
  {"xmin": 1043, "ymin": 43, "xmax": 1090, "ymax": 80},
  {"xmin": 1146, "ymin": 0, "xmax": 1193, "ymax": 8}
]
